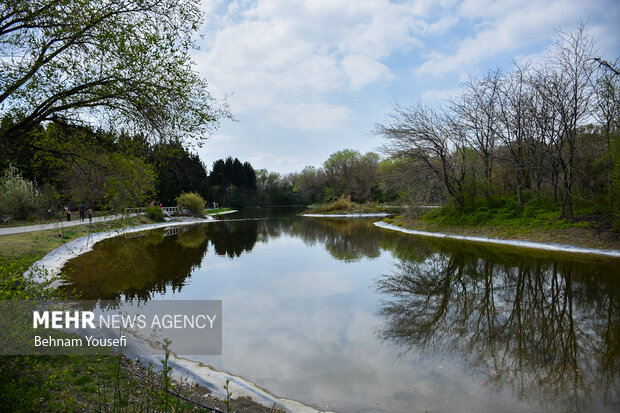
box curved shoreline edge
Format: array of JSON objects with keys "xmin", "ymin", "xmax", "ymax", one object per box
[
  {"xmin": 373, "ymin": 221, "xmax": 620, "ymax": 258},
  {"xmin": 31, "ymin": 218, "xmax": 214, "ymax": 283},
  {"xmin": 302, "ymin": 212, "xmax": 390, "ymax": 218}
]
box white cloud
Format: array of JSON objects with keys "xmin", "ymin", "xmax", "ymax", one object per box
[
  {"xmin": 269, "ymin": 102, "xmax": 351, "ymax": 130},
  {"xmin": 196, "ymin": 0, "xmax": 428, "ymax": 127},
  {"xmin": 415, "ymin": 0, "xmax": 601, "ymax": 76},
  {"xmin": 341, "ymin": 55, "xmax": 392, "ymax": 89},
  {"xmin": 247, "ymin": 152, "xmax": 300, "ymax": 170}
]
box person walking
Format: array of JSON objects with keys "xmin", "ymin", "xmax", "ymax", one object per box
[
  {"xmin": 87, "ymin": 208, "xmax": 93, "ymax": 224},
  {"xmin": 79, "ymin": 203, "xmax": 86, "ymax": 221},
  {"xmin": 64, "ymin": 205, "xmax": 71, "ymax": 221}
]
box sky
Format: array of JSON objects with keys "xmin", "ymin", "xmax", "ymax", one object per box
[{"xmin": 193, "ymin": 0, "xmax": 620, "ymax": 174}]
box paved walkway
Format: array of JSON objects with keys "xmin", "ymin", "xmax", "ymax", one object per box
[{"xmin": 0, "ymin": 213, "xmax": 141, "ymax": 236}]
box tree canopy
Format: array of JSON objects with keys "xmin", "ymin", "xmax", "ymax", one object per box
[{"xmin": 0, "ymin": 0, "xmax": 230, "ymax": 149}]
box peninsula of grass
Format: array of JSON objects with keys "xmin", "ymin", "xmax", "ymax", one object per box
[
  {"xmin": 205, "ymin": 207, "xmax": 235, "ymax": 215},
  {"xmin": 303, "ymin": 195, "xmax": 396, "ymax": 215},
  {"xmin": 385, "ymin": 200, "xmax": 620, "ymax": 251}
]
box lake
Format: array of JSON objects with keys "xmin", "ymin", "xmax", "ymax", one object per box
[{"xmin": 62, "ymin": 208, "xmax": 620, "ymax": 412}]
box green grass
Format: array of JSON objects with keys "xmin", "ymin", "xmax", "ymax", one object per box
[
  {"xmin": 386, "ymin": 197, "xmax": 619, "ymax": 250},
  {"xmin": 0, "ymin": 215, "xmax": 152, "ymax": 264},
  {"xmin": 304, "ymin": 195, "xmax": 394, "ymax": 214},
  {"xmin": 205, "ymin": 208, "xmax": 235, "ymax": 214},
  {"xmin": 0, "ymin": 352, "xmax": 210, "ymax": 412},
  {"xmin": 419, "ymin": 199, "xmax": 599, "ymax": 230}
]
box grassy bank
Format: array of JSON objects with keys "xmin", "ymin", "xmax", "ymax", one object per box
[
  {"xmin": 386, "ymin": 203, "xmax": 620, "ymax": 250},
  {"xmin": 0, "ymin": 215, "xmax": 277, "ymax": 413},
  {"xmin": 205, "ymin": 208, "xmax": 235, "ymax": 215},
  {"xmin": 304, "ymin": 195, "xmax": 396, "ymax": 215},
  {"xmin": 1, "ymin": 215, "xmax": 152, "ymax": 264}
]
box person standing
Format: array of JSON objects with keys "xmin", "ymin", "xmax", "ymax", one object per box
[
  {"xmin": 65, "ymin": 205, "xmax": 71, "ymax": 221},
  {"xmin": 79, "ymin": 203, "xmax": 86, "ymax": 221},
  {"xmin": 87, "ymin": 208, "xmax": 93, "ymax": 224}
]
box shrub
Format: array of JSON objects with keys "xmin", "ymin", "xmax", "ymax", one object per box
[
  {"xmin": 145, "ymin": 205, "xmax": 165, "ymax": 221},
  {"xmin": 0, "ymin": 165, "xmax": 43, "ymax": 220},
  {"xmin": 176, "ymin": 192, "xmax": 205, "ymax": 214}
]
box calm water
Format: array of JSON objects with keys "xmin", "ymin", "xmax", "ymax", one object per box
[{"xmin": 63, "ymin": 208, "xmax": 620, "ymax": 413}]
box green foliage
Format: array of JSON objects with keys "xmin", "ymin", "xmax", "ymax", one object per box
[
  {"xmin": 210, "ymin": 156, "xmax": 257, "ymax": 206},
  {"xmin": 0, "ymin": 0, "xmax": 229, "ymax": 145},
  {"xmin": 104, "ymin": 154, "xmax": 156, "ymax": 211},
  {"xmin": 223, "ymin": 379, "xmax": 233, "ymax": 413},
  {"xmin": 151, "ymin": 142, "xmax": 210, "ymax": 205},
  {"xmin": 0, "ymin": 165, "xmax": 43, "ymax": 219},
  {"xmin": 0, "ymin": 259, "xmax": 69, "ymax": 301},
  {"xmin": 145, "ymin": 205, "xmax": 165, "ymax": 221},
  {"xmin": 176, "ymin": 192, "xmax": 205, "ymax": 214},
  {"xmin": 305, "ymin": 195, "xmax": 390, "ymax": 214},
  {"xmin": 420, "ymin": 197, "xmax": 597, "ymax": 229}
]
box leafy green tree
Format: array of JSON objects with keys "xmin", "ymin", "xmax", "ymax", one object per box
[
  {"xmin": 0, "ymin": 0, "xmax": 229, "ymax": 151},
  {"xmin": 323, "ymin": 149, "xmax": 381, "ymax": 202},
  {"xmin": 103, "ymin": 154, "xmax": 155, "ymax": 210}
]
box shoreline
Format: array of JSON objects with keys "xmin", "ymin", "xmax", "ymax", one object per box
[
  {"xmin": 31, "ymin": 218, "xmax": 214, "ymax": 283},
  {"xmin": 374, "ymin": 221, "xmax": 620, "ymax": 258},
  {"xmin": 301, "ymin": 212, "xmax": 390, "ymax": 218}
]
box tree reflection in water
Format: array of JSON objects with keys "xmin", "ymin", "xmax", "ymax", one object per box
[
  {"xmin": 376, "ymin": 251, "xmax": 619, "ymax": 412},
  {"xmin": 63, "ymin": 220, "xmax": 263, "ymax": 299}
]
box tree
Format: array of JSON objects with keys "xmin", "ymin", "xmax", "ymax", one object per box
[
  {"xmin": 295, "ymin": 166, "xmax": 326, "ymax": 203},
  {"xmin": 151, "ymin": 143, "xmax": 209, "ymax": 204},
  {"xmin": 495, "ymin": 64, "xmax": 533, "ymax": 208},
  {"xmin": 0, "ymin": 0, "xmax": 229, "ymax": 152},
  {"xmin": 451, "ymin": 70, "xmax": 501, "ymax": 199},
  {"xmin": 322, "ymin": 149, "xmax": 381, "ymax": 202},
  {"xmin": 593, "ymin": 58, "xmax": 620, "ymax": 211},
  {"xmin": 376, "ymin": 102, "xmax": 468, "ymax": 209},
  {"xmin": 535, "ymin": 25, "xmax": 598, "ymax": 219},
  {"xmin": 103, "ymin": 153, "xmax": 155, "ymax": 210},
  {"xmin": 209, "ymin": 157, "xmax": 257, "ymax": 206}
]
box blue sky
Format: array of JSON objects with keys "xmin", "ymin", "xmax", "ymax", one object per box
[{"xmin": 193, "ymin": 0, "xmax": 620, "ymax": 174}]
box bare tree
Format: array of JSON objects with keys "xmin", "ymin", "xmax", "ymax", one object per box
[
  {"xmin": 528, "ymin": 70, "xmax": 562, "ymax": 199},
  {"xmin": 495, "ymin": 63, "xmax": 533, "ymax": 207},
  {"xmin": 593, "ymin": 58, "xmax": 620, "ymax": 210},
  {"xmin": 376, "ymin": 102, "xmax": 468, "ymax": 209},
  {"xmin": 536, "ymin": 25, "xmax": 598, "ymax": 219},
  {"xmin": 450, "ymin": 69, "xmax": 502, "ymax": 199}
]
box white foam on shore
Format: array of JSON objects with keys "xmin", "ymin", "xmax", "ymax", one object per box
[
  {"xmin": 302, "ymin": 212, "xmax": 390, "ymax": 218},
  {"xmin": 374, "ymin": 221, "xmax": 620, "ymax": 258},
  {"xmin": 31, "ymin": 218, "xmax": 214, "ymax": 283}
]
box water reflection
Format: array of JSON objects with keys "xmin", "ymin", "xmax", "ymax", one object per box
[
  {"xmin": 63, "ymin": 225, "xmax": 210, "ymax": 300},
  {"xmin": 62, "ymin": 210, "xmax": 620, "ymax": 412},
  {"xmin": 205, "ymin": 221, "xmax": 258, "ymax": 258},
  {"xmin": 376, "ymin": 251, "xmax": 620, "ymax": 412}
]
